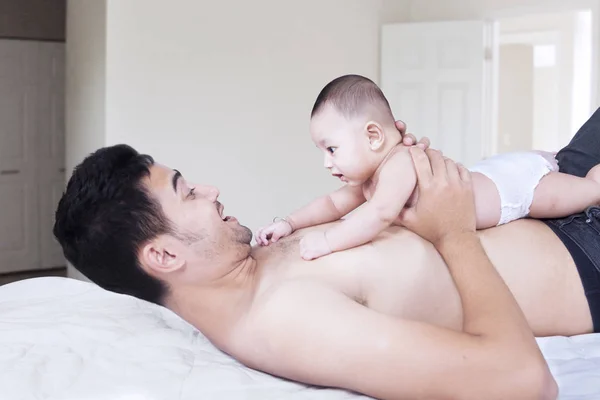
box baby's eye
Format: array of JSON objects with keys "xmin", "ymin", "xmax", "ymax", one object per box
[
  {"xmin": 327, "ymin": 147, "xmax": 336, "ymax": 154},
  {"xmin": 187, "ymin": 187, "xmax": 196, "ymax": 199}
]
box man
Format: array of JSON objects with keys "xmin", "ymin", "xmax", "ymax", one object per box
[{"xmin": 53, "ymin": 109, "xmax": 600, "ymax": 399}]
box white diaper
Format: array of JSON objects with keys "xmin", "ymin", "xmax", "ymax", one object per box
[{"xmin": 468, "ymin": 151, "xmax": 559, "ymax": 225}]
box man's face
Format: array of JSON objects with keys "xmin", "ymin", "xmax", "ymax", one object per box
[{"xmin": 144, "ymin": 163, "xmax": 252, "ymax": 274}]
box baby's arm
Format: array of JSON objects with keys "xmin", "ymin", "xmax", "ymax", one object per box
[
  {"xmin": 286, "ymin": 185, "xmax": 367, "ymax": 231},
  {"xmin": 256, "ymin": 184, "xmax": 366, "ymax": 246},
  {"xmin": 324, "ymin": 151, "xmax": 417, "ymax": 252}
]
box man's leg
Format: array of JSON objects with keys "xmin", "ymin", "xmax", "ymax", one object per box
[
  {"xmin": 544, "ymin": 107, "xmax": 600, "ymax": 334},
  {"xmin": 555, "ymin": 107, "xmax": 600, "ymax": 176}
]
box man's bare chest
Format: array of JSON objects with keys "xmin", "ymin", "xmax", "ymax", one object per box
[{"xmin": 252, "ymin": 228, "xmax": 461, "ymax": 329}]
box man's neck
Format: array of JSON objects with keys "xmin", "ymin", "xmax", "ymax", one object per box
[{"xmin": 165, "ymin": 255, "xmax": 261, "ymax": 346}]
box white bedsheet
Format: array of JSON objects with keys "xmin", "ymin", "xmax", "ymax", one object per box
[{"xmin": 0, "ymin": 277, "xmax": 598, "ymax": 400}]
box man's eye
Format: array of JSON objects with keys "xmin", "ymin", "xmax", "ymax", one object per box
[{"xmin": 187, "ymin": 188, "xmax": 196, "ymax": 198}]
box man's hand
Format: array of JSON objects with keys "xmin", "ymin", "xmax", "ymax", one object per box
[
  {"xmin": 395, "ymin": 120, "xmax": 431, "ymax": 150},
  {"xmin": 299, "ymin": 231, "xmax": 332, "ymax": 260},
  {"xmin": 251, "ymin": 147, "xmax": 557, "ymax": 400},
  {"xmin": 398, "ymin": 148, "xmax": 476, "ymax": 247},
  {"xmin": 255, "ymin": 220, "xmax": 293, "ymax": 246}
]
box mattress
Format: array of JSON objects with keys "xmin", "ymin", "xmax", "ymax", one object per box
[{"xmin": 0, "ymin": 277, "xmax": 598, "ymax": 400}]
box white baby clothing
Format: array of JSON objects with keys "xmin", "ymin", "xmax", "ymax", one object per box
[{"xmin": 469, "ymin": 151, "xmax": 559, "ymax": 225}]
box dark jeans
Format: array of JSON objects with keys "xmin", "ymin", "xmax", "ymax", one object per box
[{"xmin": 542, "ymin": 107, "xmax": 600, "ymax": 333}]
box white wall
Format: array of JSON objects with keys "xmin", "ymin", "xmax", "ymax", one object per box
[
  {"xmin": 407, "ymin": 0, "xmax": 597, "ymax": 22},
  {"xmin": 533, "ymin": 65, "xmax": 560, "ymax": 151},
  {"xmin": 65, "ymin": 0, "xmax": 107, "ymax": 280},
  {"xmin": 65, "ymin": 0, "xmax": 401, "ymax": 256},
  {"xmin": 497, "ymin": 44, "xmax": 534, "ymax": 153},
  {"xmin": 380, "ymin": 0, "xmax": 411, "ymax": 24}
]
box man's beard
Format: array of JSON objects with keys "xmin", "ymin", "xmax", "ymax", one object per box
[
  {"xmin": 175, "ymin": 222, "xmax": 252, "ymax": 246},
  {"xmin": 234, "ymin": 224, "xmax": 253, "ymax": 244}
]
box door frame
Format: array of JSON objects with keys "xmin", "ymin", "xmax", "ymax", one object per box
[{"xmin": 485, "ymin": 0, "xmax": 600, "ymax": 127}]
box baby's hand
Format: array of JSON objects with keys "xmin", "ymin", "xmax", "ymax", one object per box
[
  {"xmin": 299, "ymin": 231, "xmax": 332, "ymax": 260},
  {"xmin": 255, "ymin": 220, "xmax": 293, "ymax": 246}
]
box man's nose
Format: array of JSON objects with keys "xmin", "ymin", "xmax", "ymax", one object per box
[{"xmin": 199, "ymin": 185, "xmax": 220, "ymax": 201}]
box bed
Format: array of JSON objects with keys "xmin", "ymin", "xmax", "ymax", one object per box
[{"xmin": 0, "ymin": 277, "xmax": 598, "ymax": 400}]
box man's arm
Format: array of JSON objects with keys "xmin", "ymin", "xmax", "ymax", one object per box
[
  {"xmin": 246, "ymin": 281, "xmax": 552, "ymax": 400},
  {"xmin": 324, "ymin": 151, "xmax": 416, "ymax": 252},
  {"xmin": 285, "ymin": 185, "xmax": 365, "ymax": 231},
  {"xmin": 398, "ymin": 149, "xmax": 548, "ymax": 340},
  {"xmin": 244, "ymin": 148, "xmax": 557, "ymax": 400}
]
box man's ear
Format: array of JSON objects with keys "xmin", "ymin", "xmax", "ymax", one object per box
[
  {"xmin": 364, "ymin": 121, "xmax": 385, "ymax": 151},
  {"xmin": 140, "ymin": 236, "xmax": 185, "ymax": 275}
]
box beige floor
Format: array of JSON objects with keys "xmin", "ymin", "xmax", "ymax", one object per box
[{"xmin": 0, "ymin": 267, "xmax": 67, "ymax": 286}]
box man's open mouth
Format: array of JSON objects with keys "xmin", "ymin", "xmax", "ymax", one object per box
[{"xmin": 217, "ymin": 204, "xmax": 233, "ymax": 221}]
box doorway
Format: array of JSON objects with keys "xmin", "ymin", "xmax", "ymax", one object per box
[{"xmin": 495, "ymin": 9, "xmax": 594, "ymax": 154}]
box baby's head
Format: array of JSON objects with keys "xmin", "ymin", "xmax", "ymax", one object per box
[{"xmin": 309, "ymin": 74, "xmax": 401, "ymax": 186}]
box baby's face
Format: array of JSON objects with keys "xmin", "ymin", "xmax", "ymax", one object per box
[{"xmin": 309, "ymin": 105, "xmax": 377, "ymax": 186}]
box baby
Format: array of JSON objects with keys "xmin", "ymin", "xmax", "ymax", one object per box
[{"xmin": 256, "ymin": 74, "xmax": 600, "ymax": 260}]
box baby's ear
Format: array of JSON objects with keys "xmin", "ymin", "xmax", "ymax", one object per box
[{"xmin": 364, "ymin": 121, "xmax": 385, "ymax": 150}]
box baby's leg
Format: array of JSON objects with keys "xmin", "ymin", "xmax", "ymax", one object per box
[
  {"xmin": 588, "ymin": 163, "xmax": 600, "ymax": 183},
  {"xmin": 529, "ymin": 164, "xmax": 600, "ymax": 218},
  {"xmin": 471, "ymin": 172, "xmax": 502, "ymax": 229}
]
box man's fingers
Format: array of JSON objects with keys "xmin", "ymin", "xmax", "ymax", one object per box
[
  {"xmin": 458, "ymin": 163, "xmax": 471, "ymax": 183},
  {"xmin": 445, "ymin": 157, "xmax": 460, "ymax": 182},
  {"xmin": 409, "ymin": 147, "xmax": 433, "ymax": 187},
  {"xmin": 402, "ymin": 133, "xmax": 416, "ymax": 146},
  {"xmin": 398, "ymin": 207, "xmax": 417, "ymax": 229},
  {"xmin": 426, "ymin": 148, "xmax": 447, "ymax": 179},
  {"xmin": 416, "ymin": 136, "xmax": 430, "ymax": 150},
  {"xmin": 402, "ymin": 134, "xmax": 431, "ymax": 150},
  {"xmin": 395, "ymin": 119, "xmax": 407, "ymax": 135}
]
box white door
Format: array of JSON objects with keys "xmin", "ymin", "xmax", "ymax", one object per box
[
  {"xmin": 37, "ymin": 42, "xmax": 66, "ymax": 268},
  {"xmin": 380, "ymin": 20, "xmax": 498, "ymax": 167},
  {"xmin": 0, "ymin": 40, "xmax": 40, "ymax": 273}
]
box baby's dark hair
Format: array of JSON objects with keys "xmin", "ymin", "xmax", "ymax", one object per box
[{"xmin": 310, "ymin": 74, "xmax": 395, "ymax": 123}]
